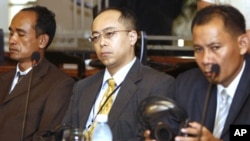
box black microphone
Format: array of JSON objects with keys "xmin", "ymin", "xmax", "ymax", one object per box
[
  {"xmin": 20, "ymin": 51, "xmax": 40, "ymax": 141},
  {"xmin": 198, "ymin": 64, "xmax": 220, "ymax": 141},
  {"xmin": 31, "ymin": 51, "xmax": 40, "ymax": 66},
  {"xmin": 211, "ymin": 64, "xmax": 220, "ymax": 80}
]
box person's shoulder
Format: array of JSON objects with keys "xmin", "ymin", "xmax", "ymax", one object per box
[
  {"xmin": 180, "ymin": 67, "xmax": 201, "ymax": 75},
  {"xmin": 48, "ymin": 63, "xmax": 72, "ymax": 78},
  {"xmin": 137, "ymin": 65, "xmax": 176, "ymax": 84},
  {"xmin": 143, "ymin": 65, "xmax": 174, "ymax": 77},
  {"xmin": 243, "ymin": 54, "xmax": 250, "ymax": 73},
  {"xmin": 0, "ymin": 68, "xmax": 15, "ymax": 76},
  {"xmin": 39, "ymin": 59, "xmax": 75, "ymax": 81},
  {"xmin": 75, "ymin": 69, "xmax": 104, "ymax": 85},
  {"xmin": 178, "ymin": 67, "xmax": 202, "ymax": 78},
  {"xmin": 0, "ymin": 69, "xmax": 15, "ymax": 81},
  {"xmin": 176, "ymin": 67, "xmax": 205, "ymax": 84},
  {"xmin": 245, "ymin": 54, "xmax": 250, "ymax": 62}
]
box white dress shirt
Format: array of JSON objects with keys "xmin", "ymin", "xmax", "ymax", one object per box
[
  {"xmin": 9, "ymin": 65, "xmax": 32, "ymax": 93},
  {"xmin": 85, "ymin": 57, "xmax": 136, "ymax": 129}
]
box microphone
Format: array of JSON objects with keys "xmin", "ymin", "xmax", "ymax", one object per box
[
  {"xmin": 211, "ymin": 64, "xmax": 220, "ymax": 81},
  {"xmin": 31, "ymin": 51, "xmax": 40, "ymax": 66},
  {"xmin": 20, "ymin": 51, "xmax": 40, "ymax": 141},
  {"xmin": 198, "ymin": 64, "xmax": 220, "ymax": 141}
]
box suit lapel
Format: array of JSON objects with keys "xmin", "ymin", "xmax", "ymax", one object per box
[
  {"xmin": 79, "ymin": 72, "xmax": 104, "ymax": 128},
  {"xmin": 195, "ymin": 77, "xmax": 217, "ymax": 131},
  {"xmin": 109, "ymin": 79, "xmax": 138, "ymax": 127},
  {"xmin": 205, "ymin": 86, "xmax": 217, "ymax": 131},
  {"xmin": 0, "ymin": 70, "xmax": 15, "ymax": 103},
  {"xmin": 109, "ymin": 60, "xmax": 141, "ymax": 127},
  {"xmin": 6, "ymin": 75, "xmax": 30, "ymax": 101},
  {"xmin": 222, "ymin": 56, "xmax": 250, "ymax": 137},
  {"xmin": 2, "ymin": 59, "xmax": 48, "ymax": 104}
]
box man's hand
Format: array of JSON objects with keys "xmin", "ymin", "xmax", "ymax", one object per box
[
  {"xmin": 143, "ymin": 130, "xmax": 156, "ymax": 141},
  {"xmin": 175, "ymin": 122, "xmax": 221, "ymax": 141}
]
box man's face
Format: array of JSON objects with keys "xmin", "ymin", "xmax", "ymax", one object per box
[
  {"xmin": 192, "ymin": 17, "xmax": 248, "ymax": 87},
  {"xmin": 8, "ymin": 11, "xmax": 43, "ymax": 64},
  {"xmin": 91, "ymin": 10, "xmax": 137, "ymax": 73}
]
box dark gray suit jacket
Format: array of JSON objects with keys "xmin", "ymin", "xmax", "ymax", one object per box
[
  {"xmin": 0, "ymin": 59, "xmax": 75, "ymax": 141},
  {"xmin": 173, "ymin": 55, "xmax": 250, "ymax": 141},
  {"xmin": 63, "ymin": 59, "xmax": 175, "ymax": 141}
]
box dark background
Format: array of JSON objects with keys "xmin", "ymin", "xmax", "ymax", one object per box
[{"xmin": 95, "ymin": 0, "xmax": 184, "ymax": 36}]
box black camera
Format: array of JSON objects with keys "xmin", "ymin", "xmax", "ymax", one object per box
[{"xmin": 138, "ymin": 96, "xmax": 189, "ymax": 141}]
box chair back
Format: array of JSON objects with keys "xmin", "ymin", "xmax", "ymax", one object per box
[
  {"xmin": 135, "ymin": 31, "xmax": 147, "ymax": 65},
  {"xmin": 45, "ymin": 51, "xmax": 85, "ymax": 79},
  {"xmin": 0, "ymin": 29, "xmax": 4, "ymax": 62}
]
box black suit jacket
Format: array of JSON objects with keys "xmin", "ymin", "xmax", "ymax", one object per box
[
  {"xmin": 173, "ymin": 55, "xmax": 250, "ymax": 141},
  {"xmin": 63, "ymin": 59, "xmax": 175, "ymax": 141},
  {"xmin": 0, "ymin": 59, "xmax": 75, "ymax": 141}
]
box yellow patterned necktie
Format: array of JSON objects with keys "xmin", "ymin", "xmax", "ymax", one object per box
[
  {"xmin": 85, "ymin": 78, "xmax": 116, "ymax": 140},
  {"xmin": 98, "ymin": 78, "xmax": 116, "ymax": 114}
]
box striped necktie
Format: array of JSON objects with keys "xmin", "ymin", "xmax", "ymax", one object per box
[{"xmin": 213, "ymin": 89, "xmax": 230, "ymax": 138}]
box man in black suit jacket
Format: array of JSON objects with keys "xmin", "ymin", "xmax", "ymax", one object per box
[
  {"xmin": 0, "ymin": 6, "xmax": 75, "ymax": 140},
  {"xmin": 63, "ymin": 7, "xmax": 175, "ymax": 141},
  {"xmin": 144, "ymin": 5, "xmax": 250, "ymax": 141}
]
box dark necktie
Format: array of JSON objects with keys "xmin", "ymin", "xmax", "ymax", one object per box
[{"xmin": 17, "ymin": 72, "xmax": 25, "ymax": 82}]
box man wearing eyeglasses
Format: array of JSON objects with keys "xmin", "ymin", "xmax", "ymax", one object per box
[{"xmin": 63, "ymin": 7, "xmax": 175, "ymax": 141}]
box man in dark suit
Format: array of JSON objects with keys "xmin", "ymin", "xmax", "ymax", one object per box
[
  {"xmin": 0, "ymin": 6, "xmax": 75, "ymax": 140},
  {"xmin": 63, "ymin": 7, "xmax": 175, "ymax": 141},
  {"xmin": 144, "ymin": 5, "xmax": 250, "ymax": 141}
]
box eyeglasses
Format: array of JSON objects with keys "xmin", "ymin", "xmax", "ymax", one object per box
[{"xmin": 88, "ymin": 30, "xmax": 130, "ymax": 43}]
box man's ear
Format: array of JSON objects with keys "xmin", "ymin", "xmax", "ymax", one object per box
[
  {"xmin": 238, "ymin": 34, "xmax": 249, "ymax": 55},
  {"xmin": 129, "ymin": 30, "xmax": 138, "ymax": 46},
  {"xmin": 38, "ymin": 34, "xmax": 49, "ymax": 49}
]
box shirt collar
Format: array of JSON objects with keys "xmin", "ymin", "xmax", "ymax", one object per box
[
  {"xmin": 217, "ymin": 60, "xmax": 246, "ymax": 99},
  {"xmin": 102, "ymin": 57, "xmax": 136, "ymax": 87},
  {"xmin": 16, "ymin": 64, "xmax": 32, "ymax": 76}
]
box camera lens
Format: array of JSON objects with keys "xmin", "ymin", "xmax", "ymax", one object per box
[{"xmin": 153, "ymin": 124, "xmax": 173, "ymax": 141}]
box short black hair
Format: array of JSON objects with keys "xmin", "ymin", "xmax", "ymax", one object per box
[
  {"xmin": 191, "ymin": 5, "xmax": 246, "ymax": 37},
  {"xmin": 21, "ymin": 5, "xmax": 56, "ymax": 49},
  {"xmin": 95, "ymin": 7, "xmax": 138, "ymax": 31}
]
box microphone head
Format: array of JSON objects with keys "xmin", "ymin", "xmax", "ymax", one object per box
[
  {"xmin": 31, "ymin": 51, "xmax": 40, "ymax": 64},
  {"xmin": 211, "ymin": 64, "xmax": 220, "ymax": 75}
]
